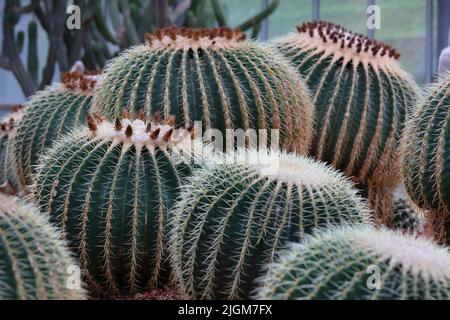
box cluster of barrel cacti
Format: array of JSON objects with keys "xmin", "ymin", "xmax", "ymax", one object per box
[{"xmin": 1, "ymin": 21, "xmax": 450, "ymax": 300}]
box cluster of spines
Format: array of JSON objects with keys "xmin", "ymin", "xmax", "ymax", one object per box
[
  {"xmin": 0, "ymin": 194, "xmax": 86, "ymax": 300},
  {"xmin": 390, "ymin": 197, "xmax": 426, "ymax": 234},
  {"xmin": 85, "ymin": 110, "xmax": 196, "ymax": 147},
  {"xmin": 145, "ymin": 27, "xmax": 246, "ymax": 46},
  {"xmin": 60, "ymin": 69, "xmax": 101, "ymax": 92},
  {"xmin": 256, "ymin": 226, "xmax": 450, "ymax": 300},
  {"xmin": 170, "ymin": 149, "xmax": 371, "ymax": 300},
  {"xmin": 297, "ymin": 21, "xmax": 400, "ymax": 59},
  {"xmin": 0, "ymin": 105, "xmax": 23, "ymax": 136},
  {"xmin": 388, "ymin": 185, "xmax": 426, "ymax": 234}
]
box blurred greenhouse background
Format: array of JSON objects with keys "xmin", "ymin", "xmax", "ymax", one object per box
[{"xmin": 1, "ymin": 0, "xmax": 449, "ymax": 117}]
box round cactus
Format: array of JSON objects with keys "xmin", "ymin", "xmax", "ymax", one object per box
[
  {"xmin": 11, "ymin": 67, "xmax": 100, "ymax": 189},
  {"xmin": 0, "ymin": 105, "xmax": 23, "ymax": 190},
  {"xmin": 256, "ymin": 226, "xmax": 450, "ymax": 300},
  {"xmin": 170, "ymin": 149, "xmax": 371, "ymax": 300},
  {"xmin": 32, "ymin": 115, "xmax": 206, "ymax": 296},
  {"xmin": 92, "ymin": 27, "xmax": 314, "ymax": 153},
  {"xmin": 273, "ymin": 21, "xmax": 418, "ymax": 218},
  {"xmin": 403, "ymin": 73, "xmax": 450, "ymax": 243},
  {"xmin": 0, "ymin": 193, "xmax": 86, "ymax": 300}
]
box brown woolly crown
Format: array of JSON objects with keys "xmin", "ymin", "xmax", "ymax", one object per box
[
  {"xmin": 0, "ymin": 105, "xmax": 23, "ymax": 136},
  {"xmin": 145, "ymin": 27, "xmax": 246, "ymax": 49},
  {"xmin": 85, "ymin": 109, "xmax": 196, "ymax": 149},
  {"xmin": 60, "ymin": 69, "xmax": 101, "ymax": 92},
  {"xmin": 297, "ymin": 21, "xmax": 400, "ymax": 60}
]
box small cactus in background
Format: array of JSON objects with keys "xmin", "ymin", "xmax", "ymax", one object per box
[
  {"xmin": 33, "ymin": 115, "xmax": 206, "ymax": 296},
  {"xmin": 273, "ymin": 21, "xmax": 419, "ymax": 220},
  {"xmin": 93, "ymin": 27, "xmax": 314, "ymax": 153},
  {"xmin": 0, "ymin": 105, "xmax": 24, "ymax": 190},
  {"xmin": 0, "ymin": 193, "xmax": 86, "ymax": 300},
  {"xmin": 170, "ymin": 149, "xmax": 371, "ymax": 300},
  {"xmin": 389, "ymin": 185, "xmax": 426, "ymax": 234},
  {"xmin": 256, "ymin": 226, "xmax": 450, "ymax": 300},
  {"xmin": 11, "ymin": 63, "xmax": 100, "ymax": 189},
  {"xmin": 403, "ymin": 73, "xmax": 450, "ymax": 243}
]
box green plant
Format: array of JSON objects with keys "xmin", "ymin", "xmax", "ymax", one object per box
[
  {"xmin": 389, "ymin": 185, "xmax": 425, "ymax": 234},
  {"xmin": 256, "ymin": 226, "xmax": 450, "ymax": 300},
  {"xmin": 170, "ymin": 149, "xmax": 371, "ymax": 300},
  {"xmin": 403, "ymin": 73, "xmax": 450, "ymax": 243},
  {"xmin": 93, "ymin": 27, "xmax": 313, "ymax": 154},
  {"xmin": 0, "ymin": 0, "xmax": 279, "ymax": 97},
  {"xmin": 272, "ymin": 21, "xmax": 419, "ymax": 220},
  {"xmin": 11, "ymin": 66, "xmax": 99, "ymax": 189},
  {"xmin": 0, "ymin": 193, "xmax": 86, "ymax": 300},
  {"xmin": 0, "ymin": 105, "xmax": 23, "ymax": 191},
  {"xmin": 32, "ymin": 115, "xmax": 206, "ymax": 296}
]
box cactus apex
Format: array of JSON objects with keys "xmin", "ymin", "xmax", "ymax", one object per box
[
  {"xmin": 144, "ymin": 27, "xmax": 246, "ymax": 50},
  {"xmin": 295, "ymin": 21, "xmax": 400, "ymax": 62},
  {"xmin": 86, "ymin": 116, "xmax": 193, "ymax": 150},
  {"xmin": 0, "ymin": 105, "xmax": 24, "ymax": 137},
  {"xmin": 60, "ymin": 68, "xmax": 101, "ymax": 93}
]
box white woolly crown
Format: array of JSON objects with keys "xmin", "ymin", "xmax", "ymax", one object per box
[
  {"xmin": 211, "ymin": 148, "xmax": 356, "ymax": 188},
  {"xmin": 314, "ymin": 226, "xmax": 450, "ymax": 281},
  {"xmin": 85, "ymin": 114, "xmax": 196, "ymax": 153}
]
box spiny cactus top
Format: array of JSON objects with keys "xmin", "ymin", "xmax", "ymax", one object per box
[
  {"xmin": 11, "ymin": 66, "xmax": 101, "ymax": 189},
  {"xmin": 403, "ymin": 73, "xmax": 450, "ymax": 242},
  {"xmin": 170, "ymin": 149, "xmax": 371, "ymax": 300},
  {"xmin": 273, "ymin": 21, "xmax": 418, "ymax": 186},
  {"xmin": 0, "ymin": 105, "xmax": 24, "ymax": 189},
  {"xmin": 0, "ymin": 194, "xmax": 86, "ymax": 300},
  {"xmin": 33, "ymin": 115, "xmax": 206, "ymax": 296},
  {"xmin": 256, "ymin": 226, "xmax": 450, "ymax": 300},
  {"xmin": 93, "ymin": 27, "xmax": 314, "ymax": 153}
]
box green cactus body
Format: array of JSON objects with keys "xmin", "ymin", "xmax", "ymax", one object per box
[
  {"xmin": 92, "ymin": 27, "xmax": 314, "ymax": 153},
  {"xmin": 33, "ymin": 116, "xmax": 205, "ymax": 296},
  {"xmin": 403, "ymin": 74, "xmax": 450, "ymax": 243},
  {"xmin": 0, "ymin": 194, "xmax": 86, "ymax": 300},
  {"xmin": 0, "ymin": 105, "xmax": 24, "ymax": 189},
  {"xmin": 273, "ymin": 21, "xmax": 418, "ymax": 216},
  {"xmin": 390, "ymin": 185, "xmax": 426, "ymax": 234},
  {"xmin": 11, "ymin": 70, "xmax": 100, "ymax": 189},
  {"xmin": 256, "ymin": 226, "xmax": 450, "ymax": 300},
  {"xmin": 170, "ymin": 149, "xmax": 371, "ymax": 300}
]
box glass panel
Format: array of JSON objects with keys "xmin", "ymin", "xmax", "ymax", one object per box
[
  {"xmin": 220, "ymin": 0, "xmax": 263, "ymax": 28},
  {"xmin": 267, "ymin": 0, "xmax": 312, "ymax": 39},
  {"xmin": 321, "ymin": 0, "xmax": 368, "ymax": 34},
  {"xmin": 377, "ymin": 0, "xmax": 427, "ymax": 84}
]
